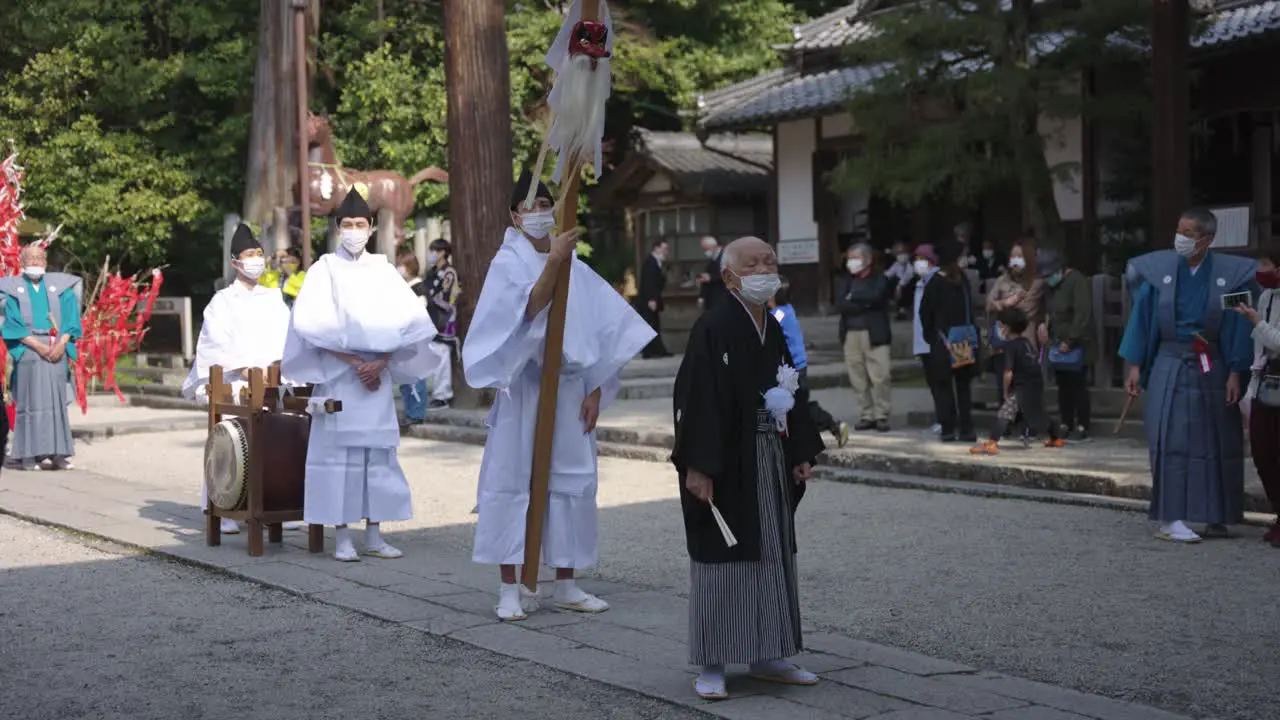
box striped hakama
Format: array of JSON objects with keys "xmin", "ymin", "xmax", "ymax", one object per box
[
  {"xmin": 10, "ymin": 344, "xmax": 74, "ymax": 462},
  {"xmin": 688, "ymin": 411, "xmax": 802, "ymax": 666}
]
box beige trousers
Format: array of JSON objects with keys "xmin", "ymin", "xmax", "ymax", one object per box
[{"xmin": 843, "ymin": 330, "xmax": 892, "ymax": 421}]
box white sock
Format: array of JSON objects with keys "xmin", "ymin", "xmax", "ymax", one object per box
[
  {"xmin": 336, "ymin": 526, "xmax": 354, "ymax": 550},
  {"xmin": 364, "ymin": 522, "xmax": 382, "ymax": 547},
  {"xmin": 554, "ymin": 577, "xmax": 586, "ymax": 602}
]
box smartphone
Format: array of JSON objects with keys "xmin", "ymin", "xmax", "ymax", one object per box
[{"xmin": 1221, "ymin": 291, "xmax": 1251, "ymax": 309}]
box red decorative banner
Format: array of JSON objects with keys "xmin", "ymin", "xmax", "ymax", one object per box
[{"xmin": 0, "ymin": 152, "xmax": 163, "ymax": 417}]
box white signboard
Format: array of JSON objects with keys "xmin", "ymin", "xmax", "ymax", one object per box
[
  {"xmin": 777, "ymin": 238, "xmax": 820, "ymax": 265},
  {"xmin": 1209, "ymin": 206, "xmax": 1250, "ymax": 249}
]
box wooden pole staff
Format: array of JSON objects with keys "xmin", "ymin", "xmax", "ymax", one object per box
[{"xmin": 521, "ymin": 0, "xmax": 601, "ymax": 593}]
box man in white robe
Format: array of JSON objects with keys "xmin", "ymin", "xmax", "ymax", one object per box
[
  {"xmin": 182, "ymin": 223, "xmax": 293, "ymax": 535},
  {"xmin": 282, "ymin": 188, "xmax": 441, "ymax": 562},
  {"xmin": 463, "ymin": 170, "xmax": 655, "ymax": 620}
]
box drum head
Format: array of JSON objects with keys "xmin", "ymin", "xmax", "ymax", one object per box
[{"xmin": 205, "ymin": 417, "xmax": 249, "ymax": 511}]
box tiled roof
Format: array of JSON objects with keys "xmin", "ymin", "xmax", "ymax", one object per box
[
  {"xmin": 699, "ymin": 65, "xmax": 888, "ymax": 132},
  {"xmin": 785, "ymin": 0, "xmax": 877, "ymax": 52},
  {"xmin": 700, "ymin": 0, "xmax": 1280, "ymax": 131},
  {"xmin": 1195, "ymin": 0, "xmax": 1280, "ymax": 47},
  {"xmin": 633, "ymin": 129, "xmax": 773, "ymax": 196}
]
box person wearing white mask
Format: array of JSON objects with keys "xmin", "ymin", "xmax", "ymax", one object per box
[
  {"xmin": 282, "ymin": 187, "xmax": 443, "ymax": 562},
  {"xmin": 0, "ymin": 243, "xmax": 82, "ymax": 471},
  {"xmin": 1119, "ymin": 207, "xmax": 1256, "ymax": 543},
  {"xmin": 673, "ymin": 235, "xmax": 825, "ymax": 700},
  {"xmin": 181, "ymin": 223, "xmax": 295, "ymax": 535},
  {"xmin": 985, "ymin": 240, "xmax": 1045, "ymax": 404},
  {"xmin": 835, "ymin": 243, "xmax": 893, "ymax": 431},
  {"xmin": 463, "ymin": 169, "xmax": 654, "ymax": 621},
  {"xmin": 910, "ymin": 245, "xmax": 942, "ymax": 433}
]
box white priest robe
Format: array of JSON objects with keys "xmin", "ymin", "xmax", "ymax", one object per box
[
  {"xmin": 281, "ymin": 247, "xmax": 441, "ymax": 526},
  {"xmin": 184, "ymin": 280, "xmax": 293, "ymax": 510},
  {"xmin": 181, "ymin": 281, "xmax": 292, "ymax": 404},
  {"xmin": 463, "ymin": 228, "xmax": 655, "ymax": 568}
]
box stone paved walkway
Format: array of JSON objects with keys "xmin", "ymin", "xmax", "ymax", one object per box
[{"xmin": 0, "ymin": 458, "xmax": 1190, "ymax": 720}]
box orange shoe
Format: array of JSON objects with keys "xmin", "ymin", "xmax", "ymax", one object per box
[
  {"xmin": 969, "ymin": 440, "xmax": 999, "ymax": 455},
  {"xmin": 1043, "ymin": 438, "xmax": 1066, "ymax": 448}
]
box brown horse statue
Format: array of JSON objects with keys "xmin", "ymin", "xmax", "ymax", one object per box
[{"xmin": 307, "ymin": 113, "xmax": 448, "ymax": 238}]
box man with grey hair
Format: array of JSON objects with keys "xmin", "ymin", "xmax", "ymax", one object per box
[
  {"xmin": 696, "ymin": 235, "xmax": 728, "ymax": 312},
  {"xmin": 836, "ymin": 241, "xmax": 893, "ymax": 431},
  {"xmin": 1119, "ymin": 207, "xmax": 1256, "ymax": 543},
  {"xmin": 0, "ymin": 243, "xmax": 82, "ymax": 471},
  {"xmin": 673, "ymin": 236, "xmax": 825, "ymax": 701}
]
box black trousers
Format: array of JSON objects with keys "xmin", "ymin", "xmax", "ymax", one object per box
[
  {"xmin": 0, "ymin": 395, "xmax": 8, "ymax": 475},
  {"xmin": 1249, "ymin": 400, "xmax": 1280, "ymax": 514},
  {"xmin": 798, "ymin": 369, "xmax": 838, "ymax": 433},
  {"xmin": 926, "ymin": 355, "xmax": 974, "ymax": 436},
  {"xmin": 1054, "ymin": 367, "xmax": 1092, "ymax": 431},
  {"xmin": 635, "ymin": 301, "xmax": 669, "ymax": 358},
  {"xmin": 990, "ymin": 384, "xmax": 1057, "ymax": 442}
]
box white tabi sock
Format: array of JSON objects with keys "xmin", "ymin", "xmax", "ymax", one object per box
[
  {"xmin": 364, "ymin": 522, "xmax": 383, "ymax": 547},
  {"xmin": 334, "ymin": 527, "xmax": 358, "ymax": 561},
  {"xmin": 553, "ymin": 578, "xmax": 609, "ymax": 612},
  {"xmin": 496, "ymin": 583, "xmax": 526, "ymax": 621},
  {"xmin": 694, "ymin": 665, "xmax": 727, "ymax": 699}
]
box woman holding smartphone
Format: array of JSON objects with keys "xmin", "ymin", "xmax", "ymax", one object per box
[{"xmin": 1235, "ymin": 245, "xmax": 1280, "ymax": 547}]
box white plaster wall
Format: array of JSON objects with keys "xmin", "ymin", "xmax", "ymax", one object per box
[
  {"xmin": 822, "ymin": 113, "xmax": 856, "ymax": 139},
  {"xmin": 777, "ymin": 118, "xmax": 818, "ymax": 241},
  {"xmin": 1039, "ymin": 114, "xmax": 1084, "ymax": 222},
  {"xmin": 641, "ymin": 172, "xmax": 673, "ymax": 193}
]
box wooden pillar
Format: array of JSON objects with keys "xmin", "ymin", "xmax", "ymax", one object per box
[
  {"xmin": 1150, "ymin": 0, "xmax": 1190, "ymax": 249},
  {"xmin": 376, "ymin": 208, "xmax": 396, "ymax": 255},
  {"xmin": 222, "ymin": 214, "xmax": 240, "ymax": 282},
  {"xmin": 1253, "ymin": 120, "xmax": 1274, "ymax": 246},
  {"xmin": 272, "ymin": 206, "xmax": 290, "ymax": 254},
  {"xmin": 1079, "ymin": 70, "xmax": 1099, "ymax": 274}
]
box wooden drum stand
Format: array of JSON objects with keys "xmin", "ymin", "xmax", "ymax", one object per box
[{"xmin": 203, "ymin": 363, "xmax": 339, "ymax": 557}]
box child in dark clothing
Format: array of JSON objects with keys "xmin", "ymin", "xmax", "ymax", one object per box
[{"xmin": 971, "ymin": 308, "xmax": 1063, "ymax": 454}]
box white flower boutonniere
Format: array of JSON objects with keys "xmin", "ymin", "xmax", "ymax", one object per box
[
  {"xmin": 775, "ymin": 364, "xmax": 800, "ymax": 393},
  {"xmin": 763, "ymin": 363, "xmax": 799, "ymax": 434}
]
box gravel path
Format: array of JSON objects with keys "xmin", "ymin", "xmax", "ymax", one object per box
[
  {"xmin": 0, "ymin": 514, "xmax": 706, "ymax": 720},
  {"xmin": 63, "ymin": 430, "xmax": 1280, "ymax": 720}
]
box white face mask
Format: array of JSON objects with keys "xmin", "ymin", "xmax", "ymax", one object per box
[
  {"xmin": 238, "ymin": 257, "xmax": 266, "ymax": 279},
  {"xmin": 913, "ymin": 260, "xmax": 931, "ymax": 276},
  {"xmin": 983, "ymin": 249, "xmax": 994, "ymax": 259},
  {"xmin": 519, "ymin": 210, "xmax": 556, "ymax": 239},
  {"xmin": 22, "ymin": 266, "xmax": 45, "ymax": 280},
  {"xmin": 341, "ymin": 228, "xmax": 370, "ymax": 254},
  {"xmin": 1008, "ymin": 256, "xmax": 1026, "ymax": 270},
  {"xmin": 733, "ymin": 271, "xmax": 781, "ymax": 305},
  {"xmin": 847, "ymin": 258, "xmax": 865, "ymax": 275},
  {"xmin": 1174, "ymin": 233, "xmax": 1198, "ymax": 257},
  {"xmin": 426, "ymin": 251, "xmax": 439, "ymax": 266},
  {"xmin": 896, "ymin": 253, "xmax": 910, "ymax": 264}
]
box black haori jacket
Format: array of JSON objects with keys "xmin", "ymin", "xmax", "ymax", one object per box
[{"xmin": 671, "ymin": 299, "xmax": 825, "ymax": 564}]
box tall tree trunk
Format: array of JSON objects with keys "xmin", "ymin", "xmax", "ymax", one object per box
[
  {"xmin": 1150, "ymin": 0, "xmax": 1190, "ymax": 251},
  {"xmin": 243, "ymin": 0, "xmax": 300, "ymax": 231},
  {"xmin": 445, "ymin": 0, "xmax": 512, "ymax": 408},
  {"xmin": 1006, "ymin": 0, "xmax": 1064, "ymax": 254}
]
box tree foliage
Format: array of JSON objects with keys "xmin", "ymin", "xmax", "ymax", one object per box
[
  {"xmin": 0, "ymin": 0, "xmax": 842, "ymax": 295},
  {"xmin": 831, "ymin": 0, "xmax": 1149, "ymax": 249}
]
